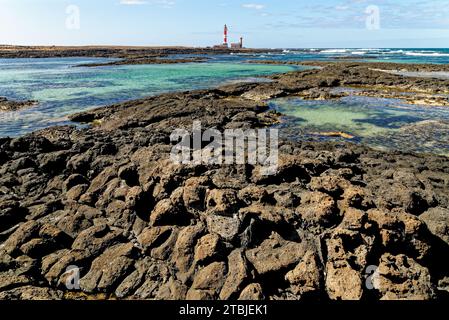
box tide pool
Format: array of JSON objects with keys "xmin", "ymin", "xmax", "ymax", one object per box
[
  {"xmin": 271, "ymin": 95, "xmax": 449, "ymax": 156},
  {"xmin": 0, "ymin": 58, "xmax": 297, "ymax": 137}
]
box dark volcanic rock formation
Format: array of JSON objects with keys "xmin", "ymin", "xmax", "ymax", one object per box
[
  {"xmin": 1, "ymin": 62, "xmax": 449, "ymax": 301},
  {"xmin": 0, "ymin": 97, "xmax": 37, "ymax": 112},
  {"xmin": 0, "ymin": 46, "xmax": 278, "ymax": 59}
]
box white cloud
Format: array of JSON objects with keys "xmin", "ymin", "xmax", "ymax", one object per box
[
  {"xmin": 120, "ymin": 0, "xmax": 175, "ymax": 7},
  {"xmin": 242, "ymin": 3, "xmax": 266, "ymax": 10},
  {"xmin": 120, "ymin": 0, "xmax": 148, "ymax": 5}
]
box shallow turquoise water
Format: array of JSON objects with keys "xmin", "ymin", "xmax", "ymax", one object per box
[
  {"xmin": 271, "ymin": 96, "xmax": 449, "ymax": 156},
  {"xmin": 0, "ymin": 58, "xmax": 297, "ymax": 137}
]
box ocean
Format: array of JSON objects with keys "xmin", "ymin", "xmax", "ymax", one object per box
[
  {"xmin": 1, "ymin": 48, "xmax": 449, "ymax": 155},
  {"xmin": 0, "ymin": 58, "xmax": 297, "ymax": 137}
]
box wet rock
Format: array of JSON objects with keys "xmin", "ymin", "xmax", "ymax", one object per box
[{"xmin": 0, "ymin": 97, "xmax": 37, "ymax": 112}]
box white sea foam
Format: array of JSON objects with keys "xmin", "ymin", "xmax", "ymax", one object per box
[
  {"xmin": 320, "ymin": 49, "xmax": 349, "ymax": 54},
  {"xmin": 405, "ymin": 52, "xmax": 449, "ymax": 57}
]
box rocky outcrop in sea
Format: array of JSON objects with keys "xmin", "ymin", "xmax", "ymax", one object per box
[{"xmin": 0, "ymin": 97, "xmax": 37, "ymax": 112}]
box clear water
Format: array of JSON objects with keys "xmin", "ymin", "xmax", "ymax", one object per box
[
  {"xmin": 0, "ymin": 58, "xmax": 297, "ymax": 137},
  {"xmin": 2, "ymin": 47, "xmax": 449, "ymax": 150},
  {"xmin": 271, "ymin": 96, "xmax": 449, "ymax": 156}
]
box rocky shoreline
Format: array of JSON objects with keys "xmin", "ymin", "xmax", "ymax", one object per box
[
  {"xmin": 0, "ymin": 97, "xmax": 37, "ymax": 112},
  {"xmin": 1, "ymin": 60, "xmax": 449, "ymax": 300},
  {"xmin": 0, "ymin": 46, "xmax": 278, "ymax": 59},
  {"xmin": 249, "ymin": 61, "xmax": 449, "ymax": 107}
]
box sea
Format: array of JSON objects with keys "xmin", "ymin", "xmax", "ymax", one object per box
[{"xmin": 1, "ymin": 48, "xmax": 449, "ymax": 155}]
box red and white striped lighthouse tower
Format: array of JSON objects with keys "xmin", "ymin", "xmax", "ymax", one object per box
[{"xmin": 223, "ymin": 24, "xmax": 228, "ymax": 46}]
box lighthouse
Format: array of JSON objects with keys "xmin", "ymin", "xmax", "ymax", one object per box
[
  {"xmin": 213, "ymin": 24, "xmax": 244, "ymax": 49},
  {"xmin": 223, "ymin": 24, "xmax": 228, "ymax": 47}
]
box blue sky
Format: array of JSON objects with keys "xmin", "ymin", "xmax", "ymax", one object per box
[{"xmin": 1, "ymin": 0, "xmax": 449, "ymax": 48}]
